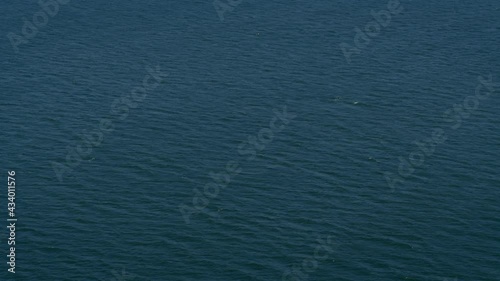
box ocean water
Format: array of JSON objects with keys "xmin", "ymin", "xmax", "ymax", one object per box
[{"xmin": 1, "ymin": 0, "xmax": 499, "ymax": 280}]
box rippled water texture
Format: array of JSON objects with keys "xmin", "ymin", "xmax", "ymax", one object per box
[{"xmin": 1, "ymin": 0, "xmax": 499, "ymax": 280}]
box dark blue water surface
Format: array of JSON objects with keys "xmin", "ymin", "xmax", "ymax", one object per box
[{"xmin": 1, "ymin": 0, "xmax": 499, "ymax": 280}]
